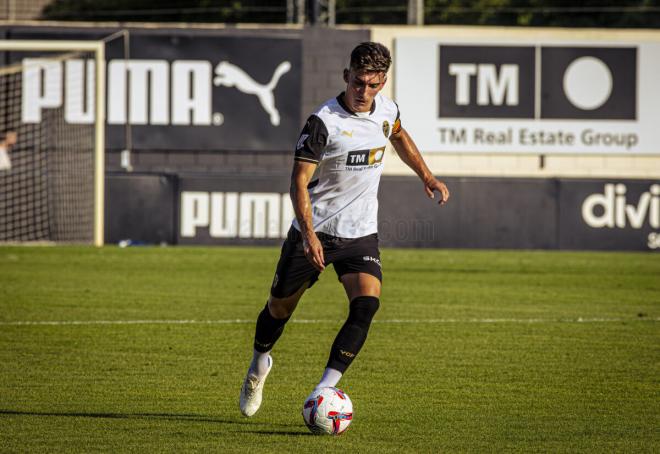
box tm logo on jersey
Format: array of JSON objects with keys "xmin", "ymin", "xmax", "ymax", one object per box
[{"xmin": 346, "ymin": 146, "xmax": 385, "ymax": 167}]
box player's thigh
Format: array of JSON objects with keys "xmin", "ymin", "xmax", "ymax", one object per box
[
  {"xmin": 268, "ymin": 280, "xmax": 311, "ymax": 318},
  {"xmin": 340, "ymin": 272, "xmax": 381, "ymax": 301},
  {"xmin": 269, "ymin": 227, "xmax": 321, "ymax": 317},
  {"xmin": 331, "ymin": 233, "xmax": 382, "ymax": 300}
]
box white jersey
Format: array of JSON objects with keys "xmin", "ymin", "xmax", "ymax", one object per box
[
  {"xmin": 293, "ymin": 92, "xmax": 401, "ymax": 238},
  {"xmin": 0, "ymin": 145, "xmax": 11, "ymax": 171}
]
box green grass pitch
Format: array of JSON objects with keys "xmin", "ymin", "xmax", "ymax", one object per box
[{"xmin": 0, "ymin": 246, "xmax": 658, "ymax": 452}]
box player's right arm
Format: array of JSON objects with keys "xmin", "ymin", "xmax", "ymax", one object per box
[
  {"xmin": 291, "ymin": 115, "xmax": 329, "ymax": 272},
  {"xmin": 290, "ymin": 161, "xmax": 324, "ymax": 271}
]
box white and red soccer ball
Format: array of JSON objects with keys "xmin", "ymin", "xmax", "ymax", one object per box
[{"xmin": 302, "ymin": 387, "xmax": 353, "ymax": 435}]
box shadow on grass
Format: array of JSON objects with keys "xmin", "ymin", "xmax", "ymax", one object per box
[
  {"xmin": 242, "ymin": 429, "xmax": 312, "ymax": 436},
  {"xmin": 0, "ymin": 409, "xmax": 300, "ymax": 429}
]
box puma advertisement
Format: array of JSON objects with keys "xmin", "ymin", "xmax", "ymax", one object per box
[
  {"xmin": 5, "ymin": 28, "xmax": 302, "ymax": 151},
  {"xmin": 104, "ymin": 174, "xmax": 660, "ymax": 250}
]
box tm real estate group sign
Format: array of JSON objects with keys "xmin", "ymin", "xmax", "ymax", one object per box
[{"xmin": 395, "ymin": 37, "xmax": 660, "ymax": 154}]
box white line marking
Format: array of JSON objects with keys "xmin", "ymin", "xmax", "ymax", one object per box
[{"xmin": 0, "ymin": 317, "xmax": 657, "ymax": 327}]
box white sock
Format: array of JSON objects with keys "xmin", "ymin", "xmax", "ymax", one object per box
[
  {"xmin": 316, "ymin": 367, "xmax": 343, "ymax": 390},
  {"xmin": 249, "ymin": 350, "xmax": 272, "ymax": 379}
]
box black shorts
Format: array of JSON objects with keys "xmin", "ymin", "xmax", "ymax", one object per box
[{"xmin": 270, "ymin": 227, "xmax": 382, "ymax": 298}]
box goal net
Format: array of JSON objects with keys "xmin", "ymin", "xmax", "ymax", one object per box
[{"xmin": 0, "ymin": 41, "xmax": 105, "ymax": 245}]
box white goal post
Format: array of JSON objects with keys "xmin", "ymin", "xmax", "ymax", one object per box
[{"xmin": 0, "ymin": 40, "xmax": 105, "ymax": 246}]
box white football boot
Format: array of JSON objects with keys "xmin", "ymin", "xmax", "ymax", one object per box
[{"xmin": 239, "ymin": 356, "xmax": 272, "ymax": 417}]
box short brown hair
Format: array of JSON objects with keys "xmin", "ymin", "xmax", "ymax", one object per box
[{"xmin": 349, "ymin": 42, "xmax": 391, "ymax": 73}]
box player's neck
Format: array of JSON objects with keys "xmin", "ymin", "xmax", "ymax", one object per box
[{"xmin": 339, "ymin": 92, "xmax": 374, "ymax": 115}]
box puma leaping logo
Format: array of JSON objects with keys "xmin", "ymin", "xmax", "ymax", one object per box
[{"xmin": 213, "ymin": 61, "xmax": 291, "ymax": 126}]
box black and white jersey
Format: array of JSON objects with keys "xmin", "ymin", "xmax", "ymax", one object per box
[{"xmin": 293, "ymin": 92, "xmax": 401, "ymax": 238}]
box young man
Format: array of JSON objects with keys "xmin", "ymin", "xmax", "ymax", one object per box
[
  {"xmin": 0, "ymin": 131, "xmax": 17, "ymax": 171},
  {"xmin": 239, "ymin": 42, "xmax": 450, "ymax": 417}
]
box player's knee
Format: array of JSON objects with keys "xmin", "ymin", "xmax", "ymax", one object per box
[
  {"xmin": 267, "ymin": 297, "xmax": 296, "ymax": 319},
  {"xmin": 268, "ymin": 280, "xmax": 310, "ymax": 318},
  {"xmin": 348, "ymin": 295, "xmax": 380, "ymax": 328}
]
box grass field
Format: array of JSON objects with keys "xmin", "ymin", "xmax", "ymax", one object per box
[{"xmin": 0, "ymin": 246, "xmax": 658, "ymax": 452}]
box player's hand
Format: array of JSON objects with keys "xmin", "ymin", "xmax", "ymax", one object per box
[
  {"xmin": 303, "ymin": 232, "xmax": 325, "ymax": 272},
  {"xmin": 424, "ymin": 178, "xmax": 450, "ymax": 205}
]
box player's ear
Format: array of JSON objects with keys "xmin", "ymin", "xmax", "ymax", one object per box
[{"xmin": 343, "ymin": 68, "xmax": 349, "ymax": 83}]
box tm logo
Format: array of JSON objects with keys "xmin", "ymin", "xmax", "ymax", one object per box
[
  {"xmin": 449, "ymin": 63, "xmax": 519, "ymax": 107},
  {"xmin": 439, "ymin": 45, "xmax": 636, "ymax": 120},
  {"xmin": 346, "ymin": 147, "xmax": 385, "ymax": 166},
  {"xmin": 21, "ymin": 58, "xmax": 291, "ymax": 126}
]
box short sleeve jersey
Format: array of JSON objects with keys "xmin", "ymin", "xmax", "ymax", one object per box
[{"xmin": 292, "ymin": 92, "xmax": 401, "ymax": 238}]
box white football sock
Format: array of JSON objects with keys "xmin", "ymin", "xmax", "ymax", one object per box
[
  {"xmin": 249, "ymin": 350, "xmax": 272, "ymax": 379},
  {"xmin": 316, "ymin": 367, "xmax": 343, "ymax": 390}
]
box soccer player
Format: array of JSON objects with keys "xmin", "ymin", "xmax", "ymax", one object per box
[
  {"xmin": 0, "ymin": 131, "xmax": 17, "ymax": 171},
  {"xmin": 239, "ymin": 42, "xmax": 450, "ymax": 417}
]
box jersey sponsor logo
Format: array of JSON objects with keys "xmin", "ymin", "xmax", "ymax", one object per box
[
  {"xmin": 382, "ymin": 120, "xmax": 390, "ymax": 137},
  {"xmin": 346, "ymin": 146, "xmax": 385, "ymax": 167},
  {"xmin": 341, "ymin": 130, "xmax": 354, "ymax": 138}
]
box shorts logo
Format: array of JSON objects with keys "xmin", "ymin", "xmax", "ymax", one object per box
[
  {"xmin": 362, "ymin": 255, "xmax": 381, "ymax": 267},
  {"xmin": 346, "ymin": 146, "xmax": 385, "ymax": 166},
  {"xmin": 382, "ymin": 120, "xmax": 390, "ymax": 137}
]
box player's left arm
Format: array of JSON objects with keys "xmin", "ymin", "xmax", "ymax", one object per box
[{"xmin": 390, "ymin": 127, "xmax": 450, "ymax": 205}]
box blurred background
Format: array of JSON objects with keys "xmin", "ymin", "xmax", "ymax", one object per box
[
  {"xmin": 0, "ymin": 0, "xmax": 658, "ymax": 250},
  {"xmin": 4, "ymin": 0, "xmax": 660, "ymax": 27}
]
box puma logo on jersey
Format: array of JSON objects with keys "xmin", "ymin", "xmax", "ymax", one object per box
[
  {"xmin": 346, "ymin": 146, "xmax": 385, "ymax": 166},
  {"xmin": 341, "ymin": 130, "xmax": 354, "ymax": 138}
]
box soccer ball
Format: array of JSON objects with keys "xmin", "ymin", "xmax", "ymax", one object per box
[{"xmin": 302, "ymin": 387, "xmax": 353, "ymax": 435}]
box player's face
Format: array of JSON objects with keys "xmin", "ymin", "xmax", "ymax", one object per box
[{"xmin": 343, "ymin": 69, "xmax": 386, "ymax": 113}]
